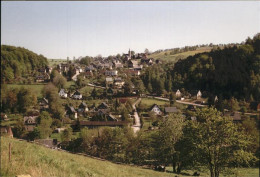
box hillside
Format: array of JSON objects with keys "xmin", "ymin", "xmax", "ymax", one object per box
[
  {"xmin": 148, "ymin": 47, "xmax": 212, "ymax": 62},
  {"xmin": 48, "ymin": 59, "xmax": 67, "ymax": 67},
  {"xmin": 0, "ymin": 137, "xmax": 172, "ymax": 177},
  {"xmin": 1, "ymin": 45, "xmax": 48, "ymax": 84}
]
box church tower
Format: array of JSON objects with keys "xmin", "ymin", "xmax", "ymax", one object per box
[{"xmin": 128, "ymin": 48, "xmax": 131, "ymax": 59}]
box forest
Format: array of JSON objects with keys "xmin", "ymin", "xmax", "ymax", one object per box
[
  {"xmin": 141, "ymin": 34, "xmax": 260, "ymax": 101},
  {"xmin": 1, "ymin": 45, "xmax": 48, "ymax": 83}
]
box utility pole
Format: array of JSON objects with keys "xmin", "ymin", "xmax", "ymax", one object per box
[{"xmin": 9, "ymin": 143, "xmax": 11, "ymax": 162}]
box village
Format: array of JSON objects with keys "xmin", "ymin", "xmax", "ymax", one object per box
[{"xmin": 2, "ymin": 48, "xmax": 259, "ymax": 150}]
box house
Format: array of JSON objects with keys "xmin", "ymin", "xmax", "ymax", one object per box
[
  {"xmin": 224, "ymin": 111, "xmax": 241, "ymax": 122},
  {"xmin": 114, "ymin": 77, "xmax": 125, "ymax": 88},
  {"xmin": 85, "ymin": 71, "xmax": 93, "ymax": 77},
  {"xmin": 123, "ymin": 49, "xmax": 132, "ymax": 61},
  {"xmin": 98, "ymin": 102, "xmax": 109, "ymax": 110},
  {"xmin": 35, "ymin": 75, "xmax": 48, "ymax": 82},
  {"xmin": 105, "ymin": 70, "xmax": 118, "ymax": 76},
  {"xmin": 0, "ymin": 127, "xmax": 13, "ymax": 138},
  {"xmin": 197, "ymin": 90, "xmax": 202, "ymax": 99},
  {"xmin": 39, "ymin": 98, "xmax": 49, "ymax": 110},
  {"xmin": 150, "ymin": 104, "xmax": 162, "ymax": 115},
  {"xmin": 176, "ymin": 89, "xmax": 181, "ymax": 98},
  {"xmin": 66, "ymin": 105, "xmax": 78, "ymax": 119},
  {"xmin": 78, "ymin": 102, "xmax": 89, "ymax": 113},
  {"xmin": 187, "ymin": 105, "xmax": 196, "ymax": 111},
  {"xmin": 85, "ymin": 65, "xmax": 95, "ymax": 72},
  {"xmin": 71, "ymin": 90, "xmax": 82, "ymax": 100},
  {"xmin": 59, "ymin": 89, "xmax": 68, "ymax": 98},
  {"xmin": 54, "ymin": 127, "xmax": 66, "ymax": 133},
  {"xmin": 133, "ymin": 65, "xmax": 143, "ymax": 71},
  {"xmin": 1, "ymin": 114, "xmax": 8, "ymax": 121},
  {"xmin": 106, "ymin": 77, "xmax": 114, "ymax": 87},
  {"xmin": 141, "ymin": 58, "xmax": 153, "ymax": 65},
  {"xmin": 113, "ymin": 60, "xmax": 124, "ymax": 68},
  {"xmin": 46, "ymin": 66, "xmax": 53, "ymax": 73},
  {"xmin": 164, "ymin": 107, "xmax": 179, "ymax": 114},
  {"xmin": 128, "ymin": 60, "xmax": 139, "ymax": 68},
  {"xmin": 24, "ymin": 116, "xmax": 38, "ymax": 132},
  {"xmin": 127, "ymin": 69, "xmax": 140, "ymax": 76},
  {"xmin": 214, "ymin": 96, "xmax": 218, "ymax": 103}
]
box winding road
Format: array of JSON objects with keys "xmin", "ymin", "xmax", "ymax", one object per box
[{"xmin": 131, "ymin": 98, "xmax": 142, "ymax": 133}]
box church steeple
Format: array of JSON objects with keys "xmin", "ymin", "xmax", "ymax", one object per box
[{"xmin": 128, "ymin": 48, "xmax": 131, "ymax": 59}]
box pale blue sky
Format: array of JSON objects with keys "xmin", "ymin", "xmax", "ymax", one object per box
[{"xmin": 1, "ymin": 1, "xmax": 260, "ymax": 59}]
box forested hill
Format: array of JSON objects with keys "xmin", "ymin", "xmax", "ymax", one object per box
[
  {"xmin": 1, "ymin": 45, "xmax": 48, "ymax": 83},
  {"xmin": 170, "ymin": 34, "xmax": 260, "ymax": 101}
]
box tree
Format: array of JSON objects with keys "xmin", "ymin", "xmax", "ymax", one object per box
[
  {"xmin": 169, "ymin": 92, "xmax": 176, "ymax": 106},
  {"xmin": 37, "ymin": 111, "xmax": 53, "ymax": 139},
  {"xmin": 144, "ymin": 48, "xmax": 149, "ymax": 54},
  {"xmin": 227, "ymin": 97, "xmax": 240, "ymax": 112},
  {"xmin": 91, "ymin": 87, "xmax": 97, "ymax": 99},
  {"xmin": 53, "ymin": 73, "xmax": 67, "ymax": 90},
  {"xmin": 61, "ymin": 128, "xmax": 73, "ymax": 142},
  {"xmin": 186, "ymin": 108, "xmax": 256, "ymax": 177},
  {"xmin": 17, "ymin": 87, "xmax": 37, "ymax": 113},
  {"xmin": 153, "ymin": 113, "xmax": 185, "ymax": 172}
]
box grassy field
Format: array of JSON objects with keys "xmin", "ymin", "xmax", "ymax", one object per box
[
  {"xmin": 1, "ymin": 137, "xmax": 258, "ymax": 177},
  {"xmin": 7, "ymin": 84, "xmax": 46, "ymax": 98},
  {"xmin": 1, "ymin": 137, "xmax": 172, "ymax": 177},
  {"xmin": 149, "ymin": 47, "xmax": 212, "ymax": 62},
  {"xmin": 48, "ymin": 59, "xmax": 67, "ymax": 67}
]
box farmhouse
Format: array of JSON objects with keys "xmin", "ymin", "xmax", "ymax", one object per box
[
  {"xmin": 24, "ymin": 116, "xmax": 38, "ymax": 131},
  {"xmin": 65, "ymin": 105, "xmax": 78, "ymax": 119},
  {"xmin": 197, "ymin": 90, "xmax": 202, "ymax": 99},
  {"xmin": 176, "ymin": 89, "xmax": 181, "ymax": 98},
  {"xmin": 128, "ymin": 60, "xmax": 139, "ymax": 68},
  {"xmin": 39, "ymin": 98, "xmax": 49, "ymax": 110},
  {"xmin": 150, "ymin": 104, "xmax": 162, "ymax": 115},
  {"xmin": 164, "ymin": 107, "xmax": 179, "ymax": 114},
  {"xmin": 71, "ymin": 90, "xmax": 82, "ymax": 100},
  {"xmin": 59, "ymin": 89, "xmax": 68, "ymax": 98},
  {"xmin": 78, "ymin": 102, "xmax": 89, "ymax": 113}
]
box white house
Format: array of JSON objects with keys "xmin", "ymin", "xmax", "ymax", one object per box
[
  {"xmin": 150, "ymin": 104, "xmax": 162, "ymax": 115},
  {"xmin": 59, "ymin": 89, "xmax": 68, "ymax": 98},
  {"xmin": 71, "ymin": 90, "xmax": 82, "ymax": 100},
  {"xmin": 78, "ymin": 102, "xmax": 89, "ymax": 113},
  {"xmin": 176, "ymin": 89, "xmax": 181, "ymax": 98},
  {"xmin": 197, "ymin": 90, "xmax": 202, "ymax": 99},
  {"xmin": 105, "ymin": 70, "xmax": 118, "ymax": 76}
]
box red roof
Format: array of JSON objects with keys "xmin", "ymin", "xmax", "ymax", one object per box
[{"xmin": 77, "ymin": 121, "xmax": 128, "ymax": 126}]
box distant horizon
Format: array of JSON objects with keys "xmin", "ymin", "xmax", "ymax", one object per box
[{"xmin": 1, "ymin": 1, "xmax": 259, "ymax": 59}]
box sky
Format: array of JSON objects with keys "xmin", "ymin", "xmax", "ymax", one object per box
[{"xmin": 1, "ymin": 1, "xmax": 260, "ymax": 59}]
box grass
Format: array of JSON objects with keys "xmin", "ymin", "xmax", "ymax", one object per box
[
  {"xmin": 1, "ymin": 137, "xmax": 258, "ymax": 177},
  {"xmin": 1, "ymin": 137, "xmax": 172, "ymax": 177},
  {"xmin": 149, "ymin": 47, "xmax": 212, "ymax": 62},
  {"xmin": 140, "ymin": 98, "xmax": 169, "ymax": 107},
  {"xmin": 7, "ymin": 84, "xmax": 46, "ymax": 98},
  {"xmin": 48, "ymin": 59, "xmax": 67, "ymax": 67}
]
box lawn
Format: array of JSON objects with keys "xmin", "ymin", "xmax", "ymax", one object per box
[
  {"xmin": 140, "ymin": 98, "xmax": 170, "ymax": 107},
  {"xmin": 7, "ymin": 84, "xmax": 46, "ymax": 98}
]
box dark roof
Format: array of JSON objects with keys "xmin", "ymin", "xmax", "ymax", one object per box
[
  {"xmin": 73, "ymin": 90, "xmax": 81, "ymax": 95},
  {"xmin": 165, "ymin": 107, "xmax": 178, "ymax": 113},
  {"xmin": 98, "ymin": 102, "xmax": 109, "ymax": 109},
  {"xmin": 24, "ymin": 116, "xmax": 38, "ymax": 124},
  {"xmin": 79, "ymin": 102, "xmax": 88, "ymax": 108},
  {"xmin": 67, "ymin": 106, "xmax": 77, "ymax": 113}
]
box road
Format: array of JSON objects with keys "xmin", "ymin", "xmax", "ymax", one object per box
[{"xmin": 131, "ymin": 98, "xmax": 142, "ymax": 133}]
